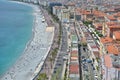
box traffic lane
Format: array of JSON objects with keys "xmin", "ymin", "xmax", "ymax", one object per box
[
  {"xmin": 88, "ymin": 63, "xmax": 95, "ymax": 80},
  {"xmin": 81, "ymin": 25, "xmax": 100, "ymax": 47},
  {"xmin": 81, "ymin": 58, "xmax": 95, "ymax": 80},
  {"xmin": 53, "ymin": 54, "xmax": 64, "ymax": 74},
  {"xmin": 53, "ymin": 52, "xmax": 66, "ymax": 79},
  {"xmin": 52, "ymin": 28, "xmax": 67, "ymax": 79},
  {"xmin": 80, "ymin": 46, "xmax": 95, "ymax": 80},
  {"xmin": 58, "ymin": 27, "xmax": 67, "ymax": 78}
]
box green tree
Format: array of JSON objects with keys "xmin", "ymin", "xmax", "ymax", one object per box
[
  {"xmin": 95, "ymin": 7, "xmax": 98, "ymax": 11},
  {"xmin": 38, "ymin": 73, "xmax": 47, "ymax": 80},
  {"xmin": 98, "ymin": 33, "xmax": 103, "ymax": 37},
  {"xmin": 49, "ymin": 56, "xmax": 54, "ymax": 69}
]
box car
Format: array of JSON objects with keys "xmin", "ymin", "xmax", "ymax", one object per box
[
  {"xmin": 94, "ymin": 75, "xmax": 98, "ymax": 78},
  {"xmin": 63, "ymin": 56, "xmax": 68, "ymax": 60},
  {"xmin": 93, "ymin": 66, "xmax": 95, "ymax": 70},
  {"xmin": 54, "ymin": 67, "xmax": 58, "ymax": 70},
  {"xmin": 91, "ymin": 63, "xmax": 94, "ymax": 66},
  {"xmin": 81, "ymin": 56, "xmax": 85, "ymax": 59},
  {"xmin": 82, "ymin": 58, "xmax": 86, "ymax": 62},
  {"xmin": 86, "ymin": 59, "xmax": 92, "ymax": 63},
  {"xmin": 54, "ymin": 70, "xmax": 56, "ymax": 73},
  {"xmin": 57, "ymin": 63, "xmax": 62, "ymax": 66},
  {"xmin": 57, "ymin": 59, "xmax": 62, "ymax": 62},
  {"xmin": 83, "ymin": 64, "xmax": 88, "ymax": 71},
  {"xmin": 89, "ymin": 29, "xmax": 92, "ymax": 33}
]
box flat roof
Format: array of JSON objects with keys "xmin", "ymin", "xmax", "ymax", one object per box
[
  {"xmin": 69, "ymin": 64, "xmax": 79, "ymax": 74},
  {"xmin": 71, "ymin": 35, "xmax": 78, "ymax": 43},
  {"xmin": 70, "ymin": 56, "xmax": 78, "ymax": 62}
]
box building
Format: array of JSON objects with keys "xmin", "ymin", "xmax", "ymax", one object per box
[
  {"xmin": 49, "ymin": 2, "xmax": 62, "ymax": 14},
  {"xmin": 102, "ymin": 54, "xmax": 120, "ymax": 80},
  {"xmin": 61, "ymin": 8, "xmax": 70, "ymax": 23},
  {"xmin": 69, "ymin": 48, "xmax": 80, "ymax": 80},
  {"xmin": 100, "ymin": 37, "xmax": 113, "ymax": 55},
  {"xmin": 68, "ymin": 26, "xmax": 80, "ymax": 80}
]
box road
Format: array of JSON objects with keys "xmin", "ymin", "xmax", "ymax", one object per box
[
  {"xmin": 74, "ymin": 22, "xmax": 95, "ymax": 80},
  {"xmin": 51, "ymin": 24, "xmax": 68, "ymax": 80},
  {"xmin": 80, "ymin": 46, "xmax": 95, "ymax": 80}
]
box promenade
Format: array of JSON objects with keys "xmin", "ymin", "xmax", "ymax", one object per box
[{"xmin": 34, "ymin": 5, "xmax": 61, "ymax": 80}]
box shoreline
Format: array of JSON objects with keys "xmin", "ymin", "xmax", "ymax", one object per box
[{"xmin": 0, "ymin": 1, "xmax": 54, "ymax": 80}]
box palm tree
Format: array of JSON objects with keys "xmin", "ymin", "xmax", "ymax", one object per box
[
  {"xmin": 49, "ymin": 51, "xmax": 56, "ymax": 69},
  {"xmin": 51, "ymin": 51, "xmax": 57, "ymax": 59},
  {"xmin": 49, "ymin": 56, "xmax": 53, "ymax": 69}
]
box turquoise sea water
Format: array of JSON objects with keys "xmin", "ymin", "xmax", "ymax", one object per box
[{"xmin": 0, "ymin": 0, "xmax": 33, "ymax": 76}]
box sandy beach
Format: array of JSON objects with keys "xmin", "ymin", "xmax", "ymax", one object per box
[{"xmin": 0, "ymin": 2, "xmax": 54, "ymax": 80}]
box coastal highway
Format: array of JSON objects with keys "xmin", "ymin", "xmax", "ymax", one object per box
[{"xmin": 51, "ymin": 24, "xmax": 68, "ymax": 80}]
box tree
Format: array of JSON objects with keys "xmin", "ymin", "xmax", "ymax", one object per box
[
  {"xmin": 95, "ymin": 7, "xmax": 98, "ymax": 11},
  {"xmin": 49, "ymin": 56, "xmax": 54, "ymax": 69},
  {"xmin": 81, "ymin": 42, "xmax": 87, "ymax": 47},
  {"xmin": 98, "ymin": 33, "xmax": 103, "ymax": 37},
  {"xmin": 38, "ymin": 73, "xmax": 47, "ymax": 80},
  {"xmin": 49, "ymin": 51, "xmax": 57, "ymax": 69}
]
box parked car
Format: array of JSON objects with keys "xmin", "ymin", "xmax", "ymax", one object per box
[{"xmin": 86, "ymin": 59, "xmax": 92, "ymax": 63}]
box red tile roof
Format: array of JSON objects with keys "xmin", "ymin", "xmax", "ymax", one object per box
[
  {"xmin": 71, "ymin": 50, "xmax": 78, "ymax": 54},
  {"xmin": 93, "ymin": 23, "xmax": 103, "ymax": 30},
  {"xmin": 69, "ymin": 64, "xmax": 79, "ymax": 74},
  {"xmin": 100, "ymin": 37, "xmax": 113, "ymax": 44},
  {"xmin": 106, "ymin": 22, "xmax": 117, "ymax": 26},
  {"xmin": 106, "ymin": 15, "xmax": 116, "ymax": 20},
  {"xmin": 104, "ymin": 54, "xmax": 112, "ymax": 68},
  {"xmin": 113, "ymin": 12, "xmax": 120, "ymax": 17},
  {"xmin": 106, "ymin": 44, "xmax": 119, "ymax": 55},
  {"xmin": 93, "ymin": 10, "xmax": 106, "ymax": 17},
  {"xmin": 113, "ymin": 31, "xmax": 120, "ymax": 40},
  {"xmin": 81, "ymin": 10, "xmax": 91, "ymax": 15},
  {"xmin": 109, "ymin": 25, "xmax": 120, "ymax": 29}
]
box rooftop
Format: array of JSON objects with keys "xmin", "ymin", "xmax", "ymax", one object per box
[
  {"xmin": 104, "ymin": 54, "xmax": 112, "ymax": 68},
  {"xmin": 66, "ymin": 2, "xmax": 75, "ymax": 6},
  {"xmin": 109, "ymin": 25, "xmax": 120, "ymax": 29},
  {"xmin": 93, "ymin": 23, "xmax": 103, "ymax": 30},
  {"xmin": 70, "ymin": 56, "xmax": 78, "ymax": 61},
  {"xmin": 113, "ymin": 31, "xmax": 120, "ymax": 40},
  {"xmin": 106, "ymin": 22, "xmax": 117, "ymax": 26},
  {"xmin": 106, "ymin": 44, "xmax": 119, "ymax": 55},
  {"xmin": 114, "ymin": 12, "xmax": 120, "ymax": 17},
  {"xmin": 53, "ymin": 6, "xmax": 63, "ymax": 9},
  {"xmin": 71, "ymin": 35, "xmax": 78, "ymax": 43},
  {"xmin": 69, "ymin": 64, "xmax": 79, "ymax": 74},
  {"xmin": 93, "ymin": 10, "xmax": 106, "ymax": 17},
  {"xmin": 104, "ymin": 54, "xmax": 120, "ymax": 69},
  {"xmin": 100, "ymin": 37, "xmax": 113, "ymax": 44},
  {"xmin": 81, "ymin": 10, "xmax": 91, "ymax": 15},
  {"xmin": 106, "ymin": 15, "xmax": 116, "ymax": 20}
]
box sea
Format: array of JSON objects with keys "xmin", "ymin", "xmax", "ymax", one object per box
[{"xmin": 0, "ymin": 0, "xmax": 34, "ymax": 76}]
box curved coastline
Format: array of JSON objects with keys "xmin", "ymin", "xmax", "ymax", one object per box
[{"xmin": 0, "ymin": 2, "xmax": 54, "ymax": 80}]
